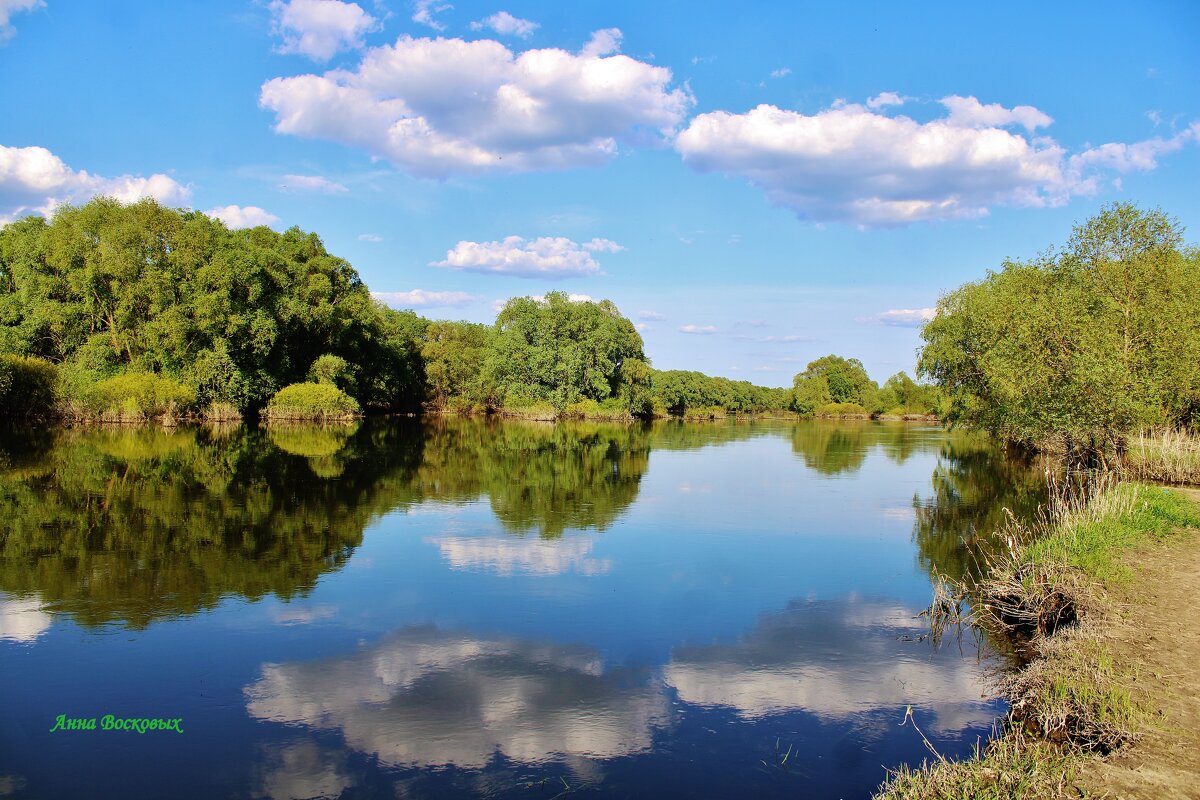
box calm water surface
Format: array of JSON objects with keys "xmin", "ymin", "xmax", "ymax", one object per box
[{"xmin": 0, "ymin": 418, "xmax": 1043, "ymax": 799}]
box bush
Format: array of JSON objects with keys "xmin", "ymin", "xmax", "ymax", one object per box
[
  {"xmin": 0, "ymin": 354, "xmax": 58, "ymax": 418},
  {"xmin": 307, "ymin": 354, "xmax": 353, "ymax": 388},
  {"xmin": 816, "ymin": 402, "xmax": 869, "ymax": 418},
  {"xmin": 81, "ymin": 373, "xmax": 196, "ymax": 420},
  {"xmin": 264, "ymin": 383, "xmax": 361, "ymax": 421}
]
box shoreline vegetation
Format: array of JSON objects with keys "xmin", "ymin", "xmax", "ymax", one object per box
[
  {"xmin": 878, "ymin": 203, "xmax": 1200, "ymax": 798},
  {"xmin": 876, "ymin": 482, "xmax": 1200, "ymax": 800},
  {"xmin": 0, "ymin": 197, "xmax": 941, "ymax": 426}
]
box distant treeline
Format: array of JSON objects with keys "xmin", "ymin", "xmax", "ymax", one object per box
[
  {"xmin": 0, "ymin": 197, "xmax": 939, "ymax": 422},
  {"xmin": 919, "ymin": 203, "xmax": 1200, "ymax": 461}
]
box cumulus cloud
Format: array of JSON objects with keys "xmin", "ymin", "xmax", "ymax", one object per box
[
  {"xmin": 470, "ymin": 10, "xmax": 538, "ymax": 38},
  {"xmin": 769, "ymin": 67, "xmax": 791, "ymax": 78},
  {"xmin": 865, "ymin": 91, "xmax": 907, "ymax": 110},
  {"xmin": 357, "ymin": 232, "xmax": 383, "ymax": 241},
  {"xmin": 412, "ymin": 0, "xmax": 452, "ymax": 30},
  {"xmin": 206, "ymin": 204, "xmax": 280, "ymax": 229},
  {"xmin": 0, "ymin": 144, "xmax": 190, "ymax": 223},
  {"xmin": 0, "ymin": 0, "xmax": 42, "ymax": 43},
  {"xmin": 679, "ymin": 324, "xmax": 718, "ymax": 334},
  {"xmin": 270, "ymin": 0, "xmax": 378, "ymax": 61},
  {"xmin": 940, "ymin": 95, "xmax": 1052, "ymax": 132},
  {"xmin": 433, "ymin": 235, "xmax": 620, "ymax": 278},
  {"xmin": 259, "ymin": 30, "xmax": 692, "ymax": 178},
  {"xmin": 638, "ymin": 310, "xmax": 665, "ymax": 321},
  {"xmin": 245, "ymin": 626, "xmax": 670, "ymax": 769},
  {"xmin": 279, "ymin": 173, "xmax": 348, "ymax": 193},
  {"xmin": 676, "ymin": 95, "xmax": 1199, "ymax": 225},
  {"xmin": 371, "ymin": 289, "xmax": 476, "ymax": 308},
  {"xmin": 878, "ymin": 308, "xmax": 936, "ymax": 327}
]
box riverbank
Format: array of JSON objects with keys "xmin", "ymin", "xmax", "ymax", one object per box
[{"xmin": 876, "ymin": 484, "xmax": 1200, "ymax": 799}]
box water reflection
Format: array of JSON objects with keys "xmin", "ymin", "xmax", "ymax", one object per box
[
  {"xmin": 245, "ymin": 626, "xmax": 670, "ymax": 769},
  {"xmin": 664, "ymin": 596, "xmax": 994, "ymax": 734},
  {"xmin": 0, "ymin": 594, "xmax": 51, "ymax": 643},
  {"xmin": 911, "ymin": 433, "xmax": 1045, "ymax": 583},
  {"xmin": 0, "ymin": 424, "xmax": 421, "ymax": 628},
  {"xmin": 429, "ymin": 535, "xmax": 612, "ymax": 576},
  {"xmin": 0, "ymin": 417, "xmax": 1046, "ymax": 800}
]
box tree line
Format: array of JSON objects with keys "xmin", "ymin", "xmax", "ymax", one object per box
[{"xmin": 0, "ymin": 197, "xmax": 939, "ymax": 422}]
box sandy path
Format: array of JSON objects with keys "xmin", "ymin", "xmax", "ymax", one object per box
[{"xmin": 1084, "ymin": 488, "xmax": 1200, "ymax": 799}]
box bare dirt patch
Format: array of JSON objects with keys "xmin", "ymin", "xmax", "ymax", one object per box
[{"xmin": 1083, "ymin": 488, "xmax": 1200, "ymax": 799}]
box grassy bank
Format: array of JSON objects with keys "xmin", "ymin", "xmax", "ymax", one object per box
[{"xmin": 877, "ymin": 482, "xmax": 1200, "ymax": 799}]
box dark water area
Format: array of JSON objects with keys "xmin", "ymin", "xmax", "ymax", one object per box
[{"xmin": 0, "ymin": 418, "xmax": 1045, "ymax": 799}]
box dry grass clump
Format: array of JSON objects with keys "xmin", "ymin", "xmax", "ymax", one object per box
[{"xmin": 1126, "ymin": 427, "xmax": 1200, "ymax": 484}]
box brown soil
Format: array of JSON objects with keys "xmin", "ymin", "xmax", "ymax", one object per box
[{"xmin": 1082, "ymin": 487, "xmax": 1200, "ymax": 799}]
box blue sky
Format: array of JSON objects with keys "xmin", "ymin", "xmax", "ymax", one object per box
[{"xmin": 1, "ymin": 0, "xmax": 1197, "ymax": 385}]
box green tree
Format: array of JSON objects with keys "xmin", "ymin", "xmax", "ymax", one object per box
[{"xmin": 920, "ymin": 203, "xmax": 1200, "ymax": 460}]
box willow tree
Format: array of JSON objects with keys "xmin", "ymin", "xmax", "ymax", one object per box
[
  {"xmin": 484, "ymin": 292, "xmax": 649, "ymax": 413},
  {"xmin": 919, "ymin": 203, "xmax": 1200, "ymax": 459}
]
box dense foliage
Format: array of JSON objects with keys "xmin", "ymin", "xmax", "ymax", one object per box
[
  {"xmin": 0, "ymin": 198, "xmax": 424, "ymax": 418},
  {"xmin": 790, "ymin": 355, "xmax": 943, "ymax": 418},
  {"xmin": 0, "ymin": 198, "xmax": 941, "ymax": 422},
  {"xmin": 919, "ymin": 203, "xmax": 1200, "ymax": 457}
]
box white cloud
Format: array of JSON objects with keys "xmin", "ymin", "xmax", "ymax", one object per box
[
  {"xmin": 939, "ymin": 95, "xmax": 1052, "ymax": 132},
  {"xmin": 676, "ymin": 95, "xmax": 1199, "ymax": 225},
  {"xmin": 259, "ymin": 30, "xmax": 692, "ymax": 177},
  {"xmin": 371, "ymin": 289, "xmax": 476, "ymax": 308},
  {"xmin": 581, "ymin": 237, "xmax": 624, "ymax": 253},
  {"xmin": 469, "ymin": 11, "xmax": 538, "ymax": 38},
  {"xmin": 638, "ymin": 310, "xmax": 665, "ymax": 321},
  {"xmin": 0, "ymin": 0, "xmax": 42, "ymax": 43},
  {"xmin": 865, "ymin": 91, "xmax": 907, "ymax": 110},
  {"xmin": 1068, "ymin": 122, "xmax": 1200, "ymax": 173},
  {"xmin": 635, "ymin": 322, "xmax": 649, "ymax": 332},
  {"xmin": 270, "ymin": 0, "xmax": 378, "ymax": 61},
  {"xmin": 759, "ymin": 334, "xmax": 812, "ymax": 342},
  {"xmin": 878, "ymin": 308, "xmax": 936, "ymax": 327},
  {"xmin": 206, "ymin": 204, "xmax": 280, "ymax": 229},
  {"xmin": 679, "ymin": 324, "xmax": 718, "ymax": 334},
  {"xmin": 580, "ymin": 27, "xmax": 622, "ymax": 57},
  {"xmin": 357, "ymin": 232, "xmax": 383, "ymax": 241},
  {"xmin": 433, "ymin": 235, "xmax": 620, "ymax": 278},
  {"xmin": 412, "ymin": 0, "xmax": 452, "ymax": 30},
  {"xmin": 769, "ymin": 67, "xmax": 791, "ymax": 79},
  {"xmin": 279, "ymin": 173, "xmax": 348, "ymax": 193},
  {"xmin": 0, "ymin": 144, "xmax": 190, "ymax": 223}
]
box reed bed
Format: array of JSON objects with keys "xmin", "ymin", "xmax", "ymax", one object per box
[{"xmin": 1126, "ymin": 427, "xmax": 1200, "ymax": 484}]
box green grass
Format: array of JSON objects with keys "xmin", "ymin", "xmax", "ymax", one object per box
[
  {"xmin": 1022, "ymin": 484, "xmax": 1200, "ymax": 585},
  {"xmin": 880, "ymin": 484, "xmax": 1200, "ymax": 799}
]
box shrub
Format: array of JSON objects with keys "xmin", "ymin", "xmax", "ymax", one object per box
[
  {"xmin": 307, "ymin": 354, "xmax": 354, "ymax": 388},
  {"xmin": 0, "ymin": 354, "xmax": 58, "ymax": 418},
  {"xmin": 83, "ymin": 373, "xmax": 197, "ymax": 420},
  {"xmin": 816, "ymin": 402, "xmax": 869, "ymax": 418},
  {"xmin": 264, "ymin": 383, "xmax": 361, "ymax": 421}
]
